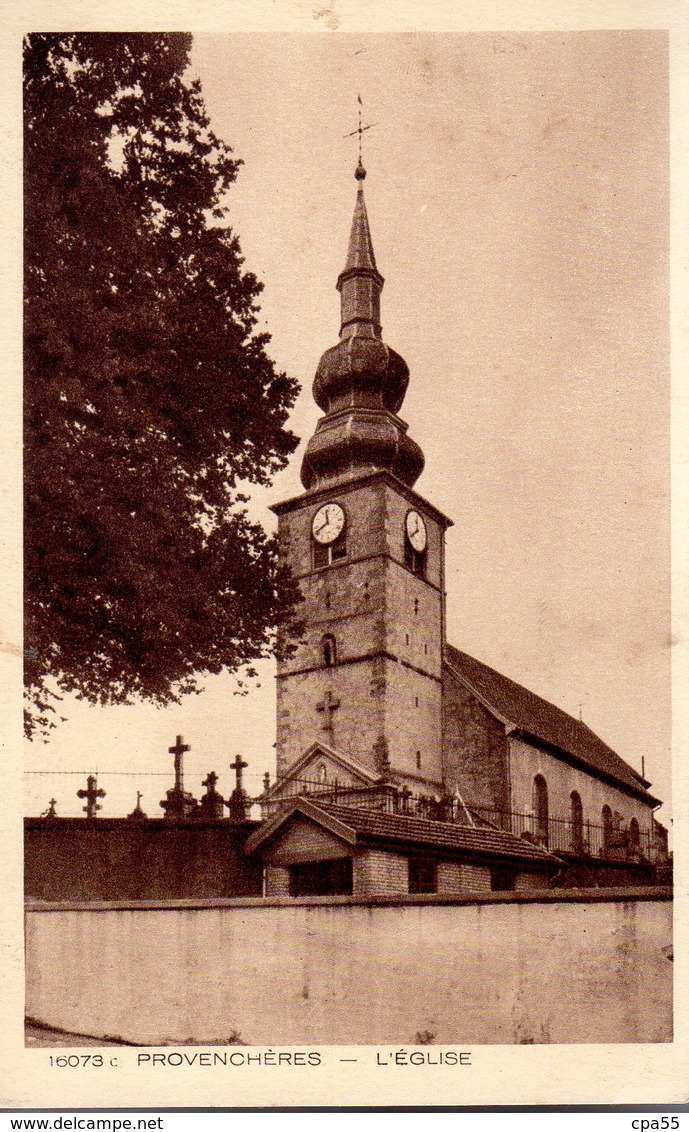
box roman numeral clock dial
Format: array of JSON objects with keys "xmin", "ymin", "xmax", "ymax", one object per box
[{"xmin": 312, "ymin": 503, "xmax": 346, "ymax": 545}]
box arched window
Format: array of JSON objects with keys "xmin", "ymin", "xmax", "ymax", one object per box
[
  {"xmin": 602, "ymin": 805, "xmax": 613, "ymax": 851},
  {"xmin": 321, "ymin": 634, "xmax": 336, "ymax": 668},
  {"xmin": 533, "ymin": 775, "xmax": 549, "ymax": 845},
  {"xmin": 629, "ymin": 817, "xmax": 640, "ymax": 848},
  {"xmin": 570, "ymin": 791, "xmax": 584, "ymax": 853}
]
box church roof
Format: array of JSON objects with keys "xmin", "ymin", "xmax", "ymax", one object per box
[
  {"xmin": 444, "ymin": 643, "xmax": 657, "ymax": 803},
  {"xmin": 339, "ymin": 187, "xmax": 381, "ymax": 280},
  {"xmin": 246, "ymin": 797, "xmax": 561, "ymax": 868}
]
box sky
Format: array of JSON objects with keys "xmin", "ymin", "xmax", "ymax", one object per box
[{"xmin": 24, "ymin": 30, "xmax": 671, "ymax": 824}]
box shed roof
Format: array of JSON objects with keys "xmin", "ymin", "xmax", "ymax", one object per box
[{"xmin": 245, "ymin": 797, "xmax": 561, "ymax": 868}]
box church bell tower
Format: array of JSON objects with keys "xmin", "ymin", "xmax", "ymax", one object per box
[{"xmin": 272, "ymin": 161, "xmax": 452, "ymax": 793}]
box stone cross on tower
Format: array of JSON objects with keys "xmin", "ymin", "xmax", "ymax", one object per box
[
  {"xmin": 316, "ymin": 690, "xmax": 340, "ymax": 743},
  {"xmin": 77, "ymin": 774, "xmax": 105, "ymax": 819}
]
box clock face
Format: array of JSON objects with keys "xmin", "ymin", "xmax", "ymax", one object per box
[
  {"xmin": 312, "ymin": 502, "xmax": 346, "ymax": 545},
  {"xmin": 405, "ymin": 509, "xmax": 427, "ymax": 553}
]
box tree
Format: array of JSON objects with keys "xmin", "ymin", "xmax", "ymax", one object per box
[{"xmin": 24, "ymin": 33, "xmax": 301, "ymax": 739}]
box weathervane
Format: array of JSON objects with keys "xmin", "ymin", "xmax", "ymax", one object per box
[{"xmin": 344, "ymin": 94, "xmax": 376, "ymax": 181}]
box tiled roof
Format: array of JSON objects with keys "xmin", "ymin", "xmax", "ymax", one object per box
[
  {"xmin": 313, "ymin": 802, "xmax": 560, "ymax": 866},
  {"xmin": 445, "ymin": 643, "xmax": 656, "ymax": 800}
]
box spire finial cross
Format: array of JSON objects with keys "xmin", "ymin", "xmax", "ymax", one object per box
[{"xmin": 344, "ymin": 95, "xmax": 376, "ymax": 180}]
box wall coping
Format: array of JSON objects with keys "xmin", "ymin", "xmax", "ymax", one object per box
[
  {"xmin": 23, "ymin": 818, "xmax": 260, "ymax": 830},
  {"xmin": 25, "ymin": 885, "xmax": 672, "ymax": 913}
]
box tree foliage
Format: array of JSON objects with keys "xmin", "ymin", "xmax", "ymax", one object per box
[{"xmin": 24, "ymin": 33, "xmax": 301, "ymax": 739}]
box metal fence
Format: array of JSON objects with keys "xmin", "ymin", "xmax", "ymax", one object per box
[
  {"xmin": 260, "ymin": 778, "xmax": 399, "ymax": 817},
  {"xmin": 260, "ymin": 778, "xmax": 652, "ymax": 860},
  {"xmin": 468, "ymin": 805, "xmax": 651, "ymax": 860},
  {"xmin": 260, "ymin": 778, "xmax": 474, "ymax": 821}
]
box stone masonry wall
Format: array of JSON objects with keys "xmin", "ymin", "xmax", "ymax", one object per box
[
  {"xmin": 508, "ymin": 736, "xmax": 656, "ymax": 847},
  {"xmin": 275, "ymin": 476, "xmax": 446, "ymax": 793},
  {"xmin": 24, "ymin": 819, "xmax": 263, "ymax": 902},
  {"xmin": 442, "ymin": 666, "xmax": 510, "ymax": 811}
]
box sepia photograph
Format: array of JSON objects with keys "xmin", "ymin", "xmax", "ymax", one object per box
[{"xmin": 6, "ymin": 4, "xmax": 687, "ymax": 1110}]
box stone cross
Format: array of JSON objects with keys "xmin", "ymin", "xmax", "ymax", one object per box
[
  {"xmin": 42, "ymin": 798, "xmax": 57, "ymax": 819},
  {"xmin": 169, "ymin": 735, "xmax": 190, "ymax": 791},
  {"xmin": 226, "ymin": 756, "xmax": 250, "ymax": 824},
  {"xmin": 231, "ymin": 755, "xmax": 248, "ymax": 792},
  {"xmin": 200, "ymin": 771, "xmax": 225, "ymax": 821},
  {"xmin": 127, "ymin": 791, "xmax": 147, "ymax": 822},
  {"xmin": 77, "ymin": 774, "xmax": 105, "ymax": 819},
  {"xmin": 316, "ymin": 690, "xmax": 340, "ymax": 742},
  {"xmin": 160, "ymin": 736, "xmax": 198, "ymax": 820}
]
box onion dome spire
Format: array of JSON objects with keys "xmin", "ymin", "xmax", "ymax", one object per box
[{"xmin": 301, "ymin": 166, "xmax": 425, "ymax": 491}]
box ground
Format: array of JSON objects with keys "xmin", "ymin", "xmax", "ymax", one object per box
[{"xmin": 25, "ymin": 1021, "xmax": 128, "ymax": 1047}]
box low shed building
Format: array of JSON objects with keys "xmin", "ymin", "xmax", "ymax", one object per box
[{"xmin": 244, "ymin": 797, "xmax": 561, "ymax": 898}]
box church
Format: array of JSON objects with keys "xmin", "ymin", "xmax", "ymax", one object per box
[
  {"xmin": 245, "ymin": 158, "xmax": 665, "ymax": 898},
  {"xmin": 25, "ymin": 161, "xmax": 669, "ymax": 906}
]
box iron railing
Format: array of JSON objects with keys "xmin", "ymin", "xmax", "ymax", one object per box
[
  {"xmin": 469, "ymin": 805, "xmax": 652, "ymax": 860},
  {"xmin": 260, "ymin": 778, "xmax": 402, "ymax": 817},
  {"xmin": 260, "ymin": 778, "xmax": 652, "ymax": 860}
]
